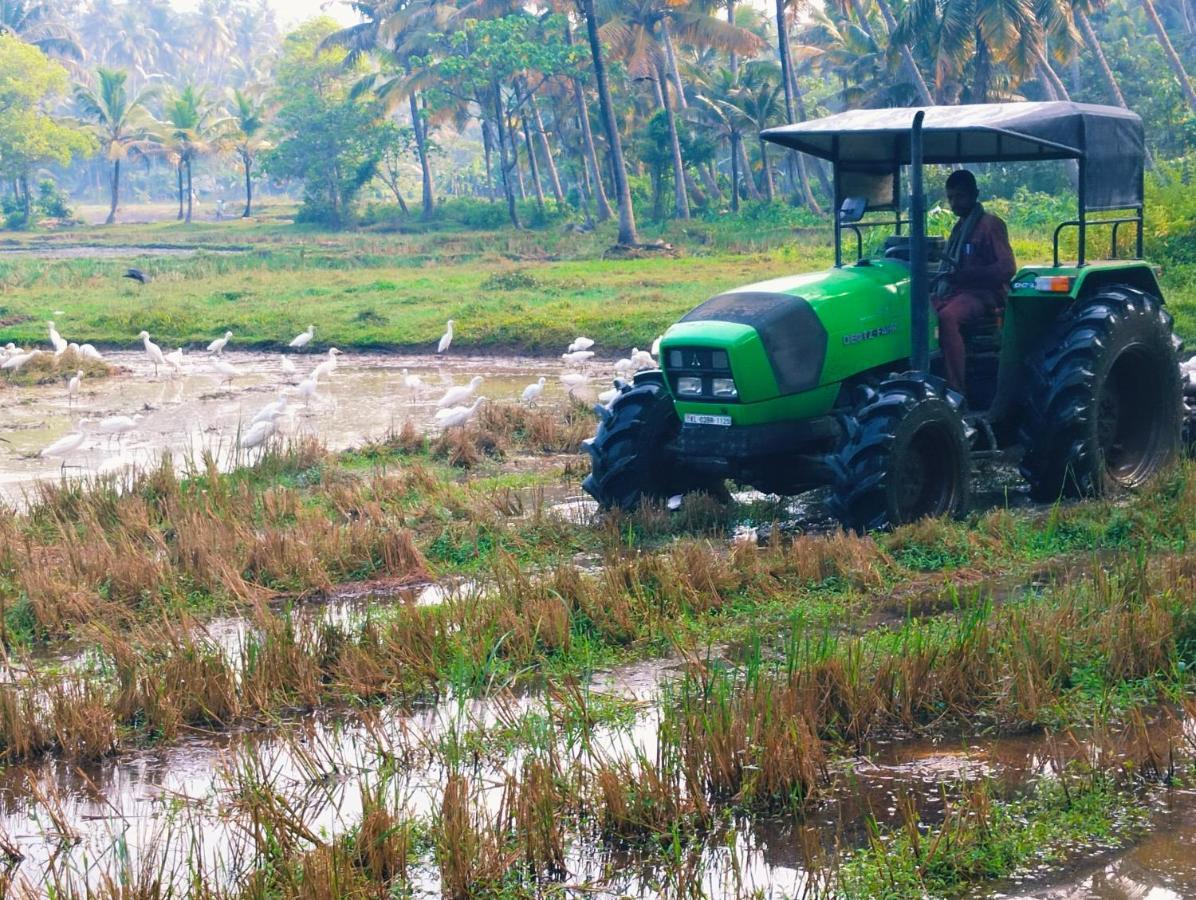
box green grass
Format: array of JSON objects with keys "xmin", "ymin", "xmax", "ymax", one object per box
[
  {"xmin": 837, "ymin": 774, "xmax": 1147, "ymax": 898},
  {"xmin": 1, "ymin": 208, "xmax": 1191, "ymax": 356}
]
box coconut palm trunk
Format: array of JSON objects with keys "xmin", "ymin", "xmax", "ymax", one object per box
[
  {"xmin": 873, "ymin": 0, "xmax": 935, "ymax": 104},
  {"xmin": 759, "ymin": 137, "xmax": 774, "ymax": 201},
  {"xmin": 491, "ymin": 84, "xmax": 522, "ymax": 229},
  {"xmin": 530, "ymin": 97, "xmax": 565, "ymax": 205},
  {"xmin": 580, "ymin": 0, "xmax": 638, "ymax": 245},
  {"xmin": 107, "ymin": 159, "xmax": 120, "ymax": 225},
  {"xmin": 409, "ymin": 92, "xmax": 436, "ymax": 217},
  {"xmin": 239, "ymin": 150, "xmax": 255, "ymax": 217},
  {"xmin": 657, "ymin": 58, "xmax": 691, "ymax": 219},
  {"xmin": 775, "ymin": 0, "xmax": 820, "ymax": 212},
  {"xmin": 738, "ymin": 139, "xmax": 762, "ymax": 200},
  {"xmin": 564, "ymin": 22, "xmax": 612, "ymax": 220},
  {"xmin": 521, "ymin": 113, "xmax": 547, "ymax": 215},
  {"xmin": 1139, "ymin": 0, "xmax": 1196, "ymax": 114},
  {"xmin": 176, "ymin": 163, "xmax": 185, "ymax": 220},
  {"xmin": 185, "ymin": 156, "xmax": 194, "ymax": 224},
  {"xmin": 1077, "ymin": 10, "xmax": 1128, "ymax": 106}
]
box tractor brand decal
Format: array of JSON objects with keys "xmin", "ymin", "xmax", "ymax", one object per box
[{"xmin": 842, "ymin": 323, "xmax": 897, "ymax": 345}]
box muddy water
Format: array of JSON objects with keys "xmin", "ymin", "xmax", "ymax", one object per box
[
  {"xmin": 2, "ymin": 637, "xmax": 1191, "ymax": 895},
  {"xmin": 0, "ymin": 349, "xmax": 601, "ymax": 504}
]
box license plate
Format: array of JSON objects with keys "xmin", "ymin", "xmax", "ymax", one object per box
[{"xmin": 684, "ymin": 413, "xmax": 732, "ymax": 427}]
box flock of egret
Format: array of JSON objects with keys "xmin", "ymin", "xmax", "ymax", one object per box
[{"xmin": 9, "ymin": 317, "xmax": 662, "ymax": 472}]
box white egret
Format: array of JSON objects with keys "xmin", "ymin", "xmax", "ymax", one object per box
[
  {"xmin": 68, "ymin": 370, "xmax": 83, "ymax": 403},
  {"xmin": 239, "ymin": 418, "xmax": 276, "ymax": 449},
  {"xmin": 212, "ymin": 359, "xmax": 241, "ymax": 385},
  {"xmin": 560, "ymin": 373, "xmax": 590, "ymax": 395},
  {"xmin": 561, "ymin": 350, "xmax": 595, "ymax": 365},
  {"xmin": 1, "ymin": 349, "xmax": 41, "ymax": 371},
  {"xmin": 437, "ymin": 320, "xmax": 454, "ymax": 353},
  {"xmin": 207, "ymin": 331, "xmax": 233, "ymax": 355},
  {"xmin": 311, "ymin": 347, "xmax": 342, "ymax": 381},
  {"xmin": 651, "ymin": 335, "xmax": 663, "ymax": 357},
  {"xmin": 434, "ymin": 396, "xmax": 485, "ymax": 429},
  {"xmin": 521, "ymin": 377, "xmax": 546, "ymax": 405},
  {"xmin": 41, "ymin": 423, "xmax": 90, "ymax": 469},
  {"xmin": 568, "ymin": 336, "xmax": 595, "ymax": 353},
  {"xmin": 295, "ymin": 375, "xmax": 319, "ymax": 405},
  {"xmin": 402, "ymin": 368, "xmax": 423, "ymax": 389},
  {"xmin": 138, "ymin": 331, "xmax": 167, "ymax": 376},
  {"xmin": 631, "ymin": 348, "xmax": 656, "ymax": 371},
  {"xmin": 47, "ymin": 321, "xmax": 66, "ymax": 355},
  {"xmin": 96, "ymin": 414, "xmax": 139, "ymax": 436},
  {"xmin": 96, "ymin": 414, "xmax": 139, "ymax": 447},
  {"xmin": 613, "ymin": 357, "xmax": 635, "ymax": 377},
  {"xmin": 436, "ymin": 375, "xmax": 482, "ymax": 408},
  {"xmin": 79, "ymin": 344, "xmax": 103, "ymax": 361},
  {"xmin": 165, "ymin": 347, "xmax": 186, "ymax": 374},
  {"xmin": 252, "ymin": 393, "xmax": 288, "ymax": 426},
  {"xmin": 280, "ymin": 355, "xmax": 297, "ymax": 377},
  {"xmin": 289, "ymin": 325, "xmax": 315, "ymax": 350},
  {"xmin": 597, "ymin": 387, "xmax": 618, "ymax": 405}
]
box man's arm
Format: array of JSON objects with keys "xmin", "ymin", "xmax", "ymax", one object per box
[{"xmin": 953, "ymin": 216, "xmax": 1017, "ymax": 289}]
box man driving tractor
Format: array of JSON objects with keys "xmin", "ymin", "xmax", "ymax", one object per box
[{"xmin": 933, "ymin": 169, "xmax": 1017, "ymax": 395}]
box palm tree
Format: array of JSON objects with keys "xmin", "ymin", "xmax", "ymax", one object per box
[
  {"xmin": 228, "ymin": 87, "xmax": 270, "ymax": 217},
  {"xmin": 716, "ymin": 61, "xmax": 785, "ymax": 201},
  {"xmin": 600, "ymin": 0, "xmax": 762, "ymax": 219},
  {"xmin": 324, "ymin": 0, "xmax": 442, "ymax": 218},
  {"xmin": 162, "ymin": 84, "xmax": 229, "ymax": 224},
  {"xmin": 579, "ymin": 0, "xmax": 638, "ymax": 244},
  {"xmin": 74, "ymin": 67, "xmax": 156, "ymax": 225},
  {"xmin": 1139, "ymin": 0, "xmax": 1196, "ymax": 114},
  {"xmin": 0, "ymin": 0, "xmax": 81, "ymax": 61},
  {"xmin": 899, "ymin": 0, "xmax": 1043, "ymax": 102},
  {"xmin": 774, "ymin": 0, "xmax": 822, "ymax": 211}
]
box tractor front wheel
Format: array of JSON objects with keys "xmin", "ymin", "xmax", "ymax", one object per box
[
  {"xmin": 831, "ymin": 373, "xmax": 972, "ymax": 532},
  {"xmin": 582, "ymin": 377, "xmax": 697, "ymax": 511},
  {"xmin": 1019, "ymin": 286, "xmax": 1182, "ymax": 502}
]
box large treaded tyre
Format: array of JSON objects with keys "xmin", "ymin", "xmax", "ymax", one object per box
[
  {"xmin": 1019, "ymin": 285, "xmax": 1182, "ymax": 502},
  {"xmin": 831, "ymin": 372, "xmax": 971, "ymax": 533},
  {"xmin": 582, "ymin": 376, "xmax": 695, "ymax": 511}
]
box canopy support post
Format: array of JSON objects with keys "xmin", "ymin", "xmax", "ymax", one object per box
[{"xmin": 909, "ymin": 110, "xmax": 929, "ymax": 373}]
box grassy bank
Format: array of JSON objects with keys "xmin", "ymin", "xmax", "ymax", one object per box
[{"xmin": 1, "ymin": 210, "xmax": 1192, "ymax": 355}]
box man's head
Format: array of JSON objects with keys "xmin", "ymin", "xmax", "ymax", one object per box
[{"xmin": 945, "ymin": 169, "xmax": 979, "ymax": 217}]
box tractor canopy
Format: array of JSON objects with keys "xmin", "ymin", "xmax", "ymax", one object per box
[{"xmin": 760, "ymin": 101, "xmax": 1144, "ymax": 213}]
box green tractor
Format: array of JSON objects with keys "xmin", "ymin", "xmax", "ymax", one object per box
[{"xmin": 583, "ymin": 102, "xmax": 1188, "ymax": 530}]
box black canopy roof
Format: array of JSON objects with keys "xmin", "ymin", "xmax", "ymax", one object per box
[{"xmin": 761, "ymin": 102, "xmax": 1144, "ymax": 211}]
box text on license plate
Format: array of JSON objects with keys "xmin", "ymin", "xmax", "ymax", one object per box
[{"xmin": 684, "ymin": 413, "xmax": 732, "ymax": 427}]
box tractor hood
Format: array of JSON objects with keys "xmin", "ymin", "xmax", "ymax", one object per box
[{"xmin": 659, "ymin": 260, "xmax": 910, "ymax": 405}]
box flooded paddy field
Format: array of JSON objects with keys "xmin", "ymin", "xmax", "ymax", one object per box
[
  {"xmin": 2, "ymin": 349, "xmax": 1196, "ymax": 896},
  {"xmin": 0, "ymin": 349, "xmax": 590, "ymax": 504}
]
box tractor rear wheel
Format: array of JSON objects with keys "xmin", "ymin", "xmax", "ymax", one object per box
[
  {"xmin": 1019, "ymin": 286, "xmax": 1182, "ymax": 502},
  {"xmin": 582, "ymin": 378, "xmax": 696, "ymax": 511},
  {"xmin": 831, "ymin": 373, "xmax": 972, "ymax": 532}
]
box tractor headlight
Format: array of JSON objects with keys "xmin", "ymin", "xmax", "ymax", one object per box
[
  {"xmin": 711, "ymin": 377, "xmax": 738, "ymax": 399},
  {"xmin": 676, "ymin": 376, "xmax": 703, "ymax": 396}
]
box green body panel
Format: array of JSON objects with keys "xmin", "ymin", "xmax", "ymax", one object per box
[
  {"xmin": 672, "ymin": 385, "xmax": 841, "ymax": 427},
  {"xmin": 659, "ymin": 256, "xmax": 1164, "ymax": 430},
  {"xmin": 659, "ymin": 260, "xmax": 917, "ymax": 423}
]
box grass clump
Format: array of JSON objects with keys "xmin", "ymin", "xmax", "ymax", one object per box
[{"xmin": 836, "ymin": 772, "xmax": 1146, "ymax": 898}]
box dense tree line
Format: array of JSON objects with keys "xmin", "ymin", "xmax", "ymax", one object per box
[{"xmin": 0, "ymin": 0, "xmax": 1192, "ymax": 232}]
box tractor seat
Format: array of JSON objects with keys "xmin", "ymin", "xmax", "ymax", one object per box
[{"xmin": 882, "ymin": 235, "xmax": 946, "ymax": 265}]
